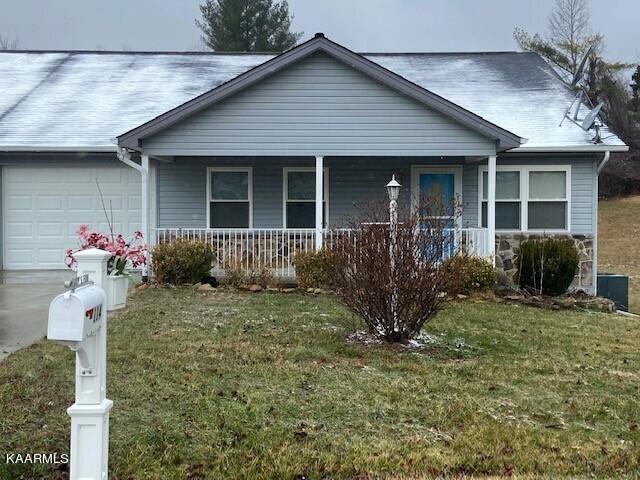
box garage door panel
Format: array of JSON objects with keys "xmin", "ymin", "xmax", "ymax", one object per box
[
  {"xmin": 6, "ymin": 222, "xmax": 33, "ymax": 237},
  {"xmin": 67, "ymin": 195, "xmax": 95, "ymax": 211},
  {"xmin": 65, "ymin": 169, "xmax": 93, "ymax": 183},
  {"xmin": 38, "ymin": 222, "xmax": 65, "ymax": 238},
  {"xmin": 38, "ymin": 195, "xmax": 65, "ymax": 211},
  {"xmin": 128, "ymin": 194, "xmax": 142, "ymax": 210},
  {"xmin": 4, "ymin": 166, "xmax": 141, "ymax": 270},
  {"xmin": 6, "ymin": 248, "xmax": 33, "ymax": 265},
  {"xmin": 6, "ymin": 195, "xmax": 33, "ymax": 211},
  {"xmin": 100, "ymin": 195, "xmax": 124, "ymax": 211},
  {"xmin": 94, "ymin": 169, "xmax": 126, "ymax": 184},
  {"xmin": 37, "ymin": 248, "xmax": 67, "ymax": 265}
]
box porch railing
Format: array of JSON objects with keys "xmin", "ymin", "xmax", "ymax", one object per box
[{"xmin": 152, "ymin": 227, "xmax": 490, "ymax": 278}]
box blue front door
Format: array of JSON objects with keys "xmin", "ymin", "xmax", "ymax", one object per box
[
  {"xmin": 417, "ymin": 170, "xmax": 460, "ymax": 257},
  {"xmin": 418, "ymin": 172, "xmax": 457, "ymax": 225}
]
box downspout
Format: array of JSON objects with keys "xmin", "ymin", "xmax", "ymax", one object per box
[
  {"xmin": 115, "ymin": 145, "xmax": 150, "ymax": 281},
  {"xmin": 593, "ymin": 150, "xmax": 610, "ymax": 296},
  {"xmin": 597, "ymin": 150, "xmax": 611, "ymax": 174}
]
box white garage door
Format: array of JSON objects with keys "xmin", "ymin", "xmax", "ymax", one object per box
[{"xmin": 3, "ymin": 166, "xmax": 141, "ymax": 269}]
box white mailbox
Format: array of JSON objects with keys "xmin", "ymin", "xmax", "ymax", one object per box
[{"xmin": 48, "ymin": 278, "xmax": 106, "ymax": 345}]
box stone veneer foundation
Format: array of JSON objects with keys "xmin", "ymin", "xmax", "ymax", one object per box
[{"xmin": 495, "ymin": 234, "xmax": 594, "ymax": 292}]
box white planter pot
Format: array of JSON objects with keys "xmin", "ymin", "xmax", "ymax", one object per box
[{"xmin": 105, "ymin": 275, "xmax": 129, "ymax": 311}]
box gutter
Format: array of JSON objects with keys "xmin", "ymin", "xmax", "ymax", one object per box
[
  {"xmin": 0, "ymin": 146, "xmax": 118, "ymax": 153},
  {"xmin": 511, "ymin": 145, "xmax": 628, "ymax": 153}
]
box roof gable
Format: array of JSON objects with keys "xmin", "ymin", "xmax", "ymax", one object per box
[
  {"xmin": 139, "ymin": 51, "xmax": 499, "ymax": 157},
  {"xmin": 117, "ymin": 34, "xmax": 523, "ymax": 151}
]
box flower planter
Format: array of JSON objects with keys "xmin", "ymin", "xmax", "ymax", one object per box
[{"xmin": 105, "ymin": 274, "xmax": 129, "ymax": 311}]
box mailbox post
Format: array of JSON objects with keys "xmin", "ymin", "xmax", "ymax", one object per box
[{"xmin": 48, "ymin": 248, "xmax": 113, "ymax": 480}]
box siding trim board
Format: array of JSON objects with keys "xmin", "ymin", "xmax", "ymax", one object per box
[{"xmin": 118, "ymin": 35, "xmax": 522, "ymax": 152}]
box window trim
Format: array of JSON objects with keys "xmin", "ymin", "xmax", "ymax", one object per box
[
  {"xmin": 206, "ymin": 166, "xmax": 253, "ymax": 229},
  {"xmin": 282, "ymin": 167, "xmax": 329, "ymax": 229},
  {"xmin": 478, "ymin": 164, "xmax": 571, "ymax": 233}
]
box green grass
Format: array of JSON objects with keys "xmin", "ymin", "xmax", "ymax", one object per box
[
  {"xmin": 1, "ymin": 288, "xmax": 639, "ymax": 479},
  {"xmin": 599, "ymin": 196, "xmax": 640, "ymax": 313}
]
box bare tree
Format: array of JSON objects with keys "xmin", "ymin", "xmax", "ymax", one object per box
[
  {"xmin": 548, "ymin": 0, "xmax": 591, "ymax": 73},
  {"xmin": 0, "ymin": 33, "xmax": 19, "ymax": 50},
  {"xmin": 514, "ymin": 0, "xmax": 608, "ymax": 78}
]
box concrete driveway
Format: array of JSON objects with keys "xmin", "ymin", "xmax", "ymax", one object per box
[{"xmin": 0, "ymin": 270, "xmax": 72, "ymax": 361}]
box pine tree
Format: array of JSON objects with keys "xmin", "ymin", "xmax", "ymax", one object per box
[{"xmin": 196, "ymin": 0, "xmax": 302, "ymax": 52}]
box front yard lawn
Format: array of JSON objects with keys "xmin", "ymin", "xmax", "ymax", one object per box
[
  {"xmin": 599, "ymin": 196, "xmax": 640, "ymax": 313},
  {"xmin": 1, "ymin": 288, "xmax": 639, "ymax": 479}
]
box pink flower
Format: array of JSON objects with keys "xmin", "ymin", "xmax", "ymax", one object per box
[{"xmin": 65, "ymin": 224, "xmax": 148, "ymax": 274}]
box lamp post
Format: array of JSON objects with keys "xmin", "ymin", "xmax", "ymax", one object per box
[
  {"xmin": 386, "ymin": 175, "xmax": 401, "ymax": 332},
  {"xmin": 386, "ymin": 174, "xmax": 401, "ymax": 227}
]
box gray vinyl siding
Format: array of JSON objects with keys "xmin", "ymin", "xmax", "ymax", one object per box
[{"xmin": 142, "ymin": 52, "xmax": 497, "ymax": 157}]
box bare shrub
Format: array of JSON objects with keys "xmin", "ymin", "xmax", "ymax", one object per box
[
  {"xmin": 221, "ymin": 260, "xmax": 247, "ymax": 288},
  {"xmin": 442, "ymin": 253, "xmax": 497, "ymax": 295},
  {"xmin": 292, "ymin": 249, "xmax": 333, "ymax": 289},
  {"xmin": 248, "ymin": 267, "xmax": 275, "ymax": 288},
  {"xmin": 327, "ymin": 196, "xmax": 457, "ymax": 342},
  {"xmin": 222, "ymin": 260, "xmax": 275, "ymax": 289}
]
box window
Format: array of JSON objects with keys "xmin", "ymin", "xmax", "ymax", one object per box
[
  {"xmin": 480, "ymin": 166, "xmax": 570, "ymax": 231},
  {"xmin": 283, "ymin": 168, "xmax": 328, "ymax": 228},
  {"xmin": 207, "ymin": 168, "xmax": 252, "ymax": 228},
  {"xmin": 481, "ymin": 171, "xmax": 521, "ymax": 229}
]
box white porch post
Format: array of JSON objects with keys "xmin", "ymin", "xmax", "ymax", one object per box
[
  {"xmin": 487, "ymin": 155, "xmax": 497, "ymax": 263},
  {"xmin": 141, "ymin": 155, "xmax": 150, "ymax": 279},
  {"xmin": 315, "ymin": 155, "xmax": 324, "ymax": 250}
]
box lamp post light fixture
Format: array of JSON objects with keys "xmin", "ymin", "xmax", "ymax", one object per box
[
  {"xmin": 386, "ymin": 174, "xmax": 401, "ymax": 227},
  {"xmin": 386, "ymin": 174, "xmax": 401, "ymax": 202},
  {"xmin": 386, "ymin": 174, "xmax": 402, "ymax": 331}
]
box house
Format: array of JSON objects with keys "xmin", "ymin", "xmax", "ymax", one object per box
[{"xmin": 0, "ymin": 34, "xmax": 628, "ymax": 292}]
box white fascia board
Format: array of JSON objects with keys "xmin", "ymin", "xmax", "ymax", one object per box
[
  {"xmin": 509, "ymin": 145, "xmax": 628, "ymax": 153},
  {"xmin": 0, "ymin": 145, "xmax": 117, "ymax": 153}
]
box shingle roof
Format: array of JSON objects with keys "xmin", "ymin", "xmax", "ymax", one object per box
[{"xmin": 0, "ymin": 49, "xmax": 625, "ymax": 151}]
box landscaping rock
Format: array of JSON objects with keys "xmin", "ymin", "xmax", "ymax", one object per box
[
  {"xmin": 554, "ymin": 296, "xmax": 576, "ymax": 309},
  {"xmin": 249, "ymin": 284, "xmax": 263, "ymax": 293},
  {"xmin": 266, "ymin": 287, "xmax": 280, "ymax": 292},
  {"xmin": 197, "ymin": 283, "xmax": 216, "ymax": 293},
  {"xmin": 193, "ymin": 282, "xmax": 202, "ymax": 289},
  {"xmin": 313, "ymin": 288, "xmax": 324, "ymax": 295},
  {"xmin": 136, "ymin": 283, "xmax": 149, "ymax": 292},
  {"xmin": 307, "ymin": 288, "xmax": 315, "ymax": 293},
  {"xmin": 575, "ymin": 296, "xmax": 616, "ymax": 313},
  {"xmin": 281, "ymin": 288, "xmax": 297, "ymax": 293}
]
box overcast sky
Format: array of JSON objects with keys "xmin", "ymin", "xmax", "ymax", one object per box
[{"xmin": 0, "ymin": 0, "xmax": 638, "ymax": 63}]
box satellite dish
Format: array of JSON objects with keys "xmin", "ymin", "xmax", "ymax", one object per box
[
  {"xmin": 581, "ymin": 102, "xmax": 604, "ymax": 130},
  {"xmin": 570, "ymin": 46, "xmax": 593, "ymax": 89}
]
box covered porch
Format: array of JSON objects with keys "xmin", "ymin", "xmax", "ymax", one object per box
[{"xmin": 146, "ymin": 154, "xmax": 498, "ymax": 277}]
